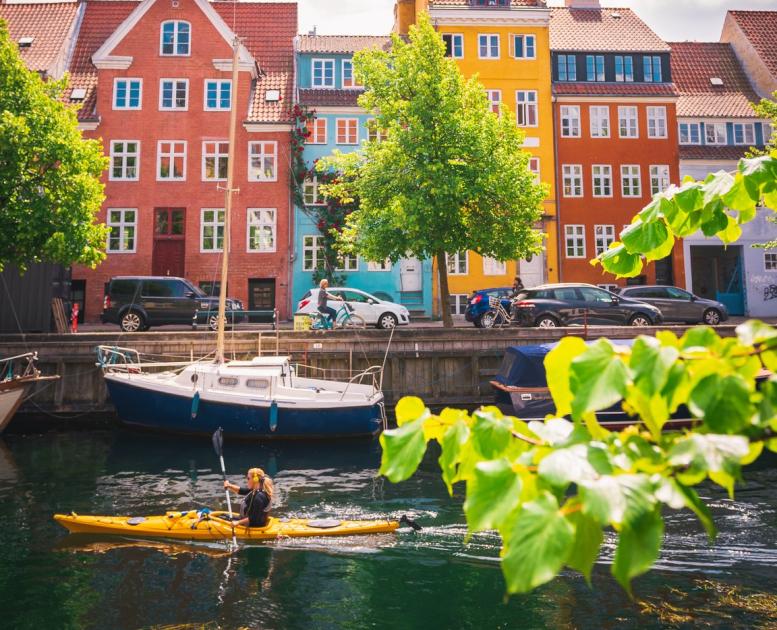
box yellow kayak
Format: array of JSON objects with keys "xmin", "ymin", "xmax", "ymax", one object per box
[{"xmin": 54, "ymin": 510, "xmax": 404, "ymax": 541}]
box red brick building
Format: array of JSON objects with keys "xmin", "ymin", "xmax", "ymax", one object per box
[{"xmin": 550, "ymin": 2, "xmax": 684, "ymax": 289}]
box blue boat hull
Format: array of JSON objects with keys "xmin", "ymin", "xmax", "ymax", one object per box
[{"xmin": 105, "ymin": 379, "xmax": 383, "ymax": 440}]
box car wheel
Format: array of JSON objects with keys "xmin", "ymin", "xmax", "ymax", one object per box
[
  {"xmin": 629, "ymin": 314, "xmax": 652, "ymax": 327},
  {"xmin": 703, "ymin": 308, "xmax": 722, "ymax": 326},
  {"xmin": 480, "ymin": 311, "xmax": 497, "ymax": 329},
  {"xmin": 120, "ymin": 310, "xmax": 144, "ymax": 333},
  {"xmin": 377, "ymin": 313, "xmax": 398, "ymax": 329},
  {"xmin": 208, "ymin": 315, "xmax": 232, "ymax": 331},
  {"xmin": 535, "ymin": 315, "xmax": 559, "ymax": 328}
]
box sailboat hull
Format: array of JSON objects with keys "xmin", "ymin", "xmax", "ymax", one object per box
[{"xmin": 105, "ymin": 378, "xmax": 383, "ymax": 440}]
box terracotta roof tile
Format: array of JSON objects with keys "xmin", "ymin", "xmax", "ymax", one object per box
[
  {"xmin": 430, "ymin": 0, "xmax": 540, "ymax": 6},
  {"xmin": 670, "ymin": 42, "xmax": 758, "ymax": 118},
  {"xmin": 550, "ymin": 7, "xmax": 669, "ymax": 53},
  {"xmin": 298, "ymin": 88, "xmax": 362, "ymax": 108},
  {"xmin": 0, "ymin": 1, "xmax": 79, "ymax": 76},
  {"xmin": 679, "ymin": 145, "xmax": 749, "ymax": 161},
  {"xmin": 553, "ymin": 82, "xmax": 678, "ymax": 97},
  {"xmin": 297, "ymin": 35, "xmax": 392, "ymax": 55},
  {"xmin": 727, "ymin": 10, "xmax": 777, "ymax": 80}
]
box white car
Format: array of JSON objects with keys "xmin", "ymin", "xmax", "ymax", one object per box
[{"xmin": 296, "ymin": 288, "xmax": 411, "ymax": 329}]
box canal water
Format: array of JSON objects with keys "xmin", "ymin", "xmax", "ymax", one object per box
[{"xmin": 0, "ymin": 429, "xmax": 776, "ymax": 629}]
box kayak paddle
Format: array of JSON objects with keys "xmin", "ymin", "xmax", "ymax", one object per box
[{"xmin": 212, "ymin": 427, "xmax": 238, "ymax": 551}]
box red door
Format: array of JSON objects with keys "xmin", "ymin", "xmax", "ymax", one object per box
[{"xmin": 152, "ymin": 208, "xmax": 186, "ymax": 277}]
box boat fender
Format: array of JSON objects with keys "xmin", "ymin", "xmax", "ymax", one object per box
[
  {"xmin": 399, "ymin": 515, "xmax": 422, "ymax": 531},
  {"xmin": 308, "ymin": 519, "xmax": 342, "ymax": 529},
  {"xmin": 269, "ymin": 400, "xmax": 279, "ymax": 432},
  {"xmin": 191, "ymin": 391, "xmax": 200, "ymax": 420}
]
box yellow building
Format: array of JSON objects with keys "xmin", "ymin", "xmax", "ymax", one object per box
[{"xmin": 395, "ymin": 0, "xmax": 558, "ymax": 318}]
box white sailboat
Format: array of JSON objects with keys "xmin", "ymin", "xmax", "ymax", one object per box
[{"xmin": 0, "ymin": 353, "xmax": 59, "ymax": 434}]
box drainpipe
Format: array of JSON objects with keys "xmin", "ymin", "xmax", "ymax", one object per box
[
  {"xmin": 287, "ymin": 37, "xmax": 300, "ymax": 320},
  {"xmin": 551, "ymin": 90, "xmax": 563, "ymax": 282}
]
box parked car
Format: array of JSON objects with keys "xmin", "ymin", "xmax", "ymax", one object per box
[
  {"xmin": 102, "ymin": 276, "xmax": 244, "ymax": 332},
  {"xmin": 512, "ymin": 283, "xmax": 663, "ymax": 328},
  {"xmin": 296, "ymin": 288, "xmax": 410, "ymax": 329},
  {"xmin": 616, "ymin": 285, "xmax": 728, "ymax": 325},
  {"xmin": 464, "ymin": 288, "xmax": 513, "ymax": 328}
]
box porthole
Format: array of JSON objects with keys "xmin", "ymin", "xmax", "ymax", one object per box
[
  {"xmin": 246, "ymin": 378, "xmax": 270, "ymax": 389},
  {"xmin": 191, "ymin": 373, "xmax": 199, "ymax": 383},
  {"xmin": 218, "ymin": 377, "xmax": 239, "ymax": 387}
]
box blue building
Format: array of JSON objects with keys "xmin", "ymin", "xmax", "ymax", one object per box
[{"xmin": 291, "ymin": 35, "xmax": 434, "ymax": 319}]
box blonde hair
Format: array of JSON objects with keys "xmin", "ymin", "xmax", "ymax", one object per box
[{"xmin": 247, "ymin": 467, "xmax": 274, "ymax": 502}]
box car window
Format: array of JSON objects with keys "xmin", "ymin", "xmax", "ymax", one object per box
[
  {"xmin": 169, "ymin": 280, "xmax": 190, "ymax": 298},
  {"xmin": 552, "ymin": 288, "xmax": 579, "ymax": 302},
  {"xmin": 328, "ymin": 290, "xmax": 343, "ymax": 300},
  {"xmin": 666, "ymin": 287, "xmax": 691, "ymax": 300},
  {"xmin": 516, "ymin": 290, "xmax": 531, "ymax": 300},
  {"xmin": 302, "ymin": 291, "xmax": 311, "ymax": 300},
  {"xmin": 110, "ymin": 279, "xmax": 138, "ymax": 296},
  {"xmin": 345, "ymin": 291, "xmax": 370, "ymax": 303},
  {"xmin": 141, "ymin": 280, "xmax": 175, "ymax": 297},
  {"xmin": 578, "ymin": 287, "xmax": 613, "ymax": 304},
  {"xmin": 628, "ymin": 288, "xmax": 655, "ymax": 298}
]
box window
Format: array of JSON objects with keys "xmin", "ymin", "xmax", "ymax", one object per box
[
  {"xmin": 312, "ymin": 59, "xmax": 335, "ymax": 88},
  {"xmin": 483, "ymin": 257, "xmax": 506, "ymax": 276},
  {"xmin": 615, "ymin": 56, "xmax": 634, "ymax": 82},
  {"xmin": 367, "ymin": 260, "xmax": 392, "ymax": 272},
  {"xmin": 486, "ymin": 89, "xmax": 501, "ymax": 114},
  {"xmin": 564, "ymin": 225, "xmax": 585, "ymax": 259},
  {"xmin": 592, "ymin": 165, "xmax": 612, "ymax": 197},
  {"xmin": 594, "ymin": 225, "xmax": 615, "ymax": 256},
  {"xmin": 618, "ymin": 106, "xmax": 639, "ymax": 138},
  {"xmin": 159, "ymin": 79, "xmax": 188, "ymax": 110},
  {"xmin": 110, "ymin": 141, "xmax": 139, "ymax": 181},
  {"xmin": 310, "ymin": 118, "xmax": 327, "ymax": 144},
  {"xmin": 598, "ymin": 284, "xmax": 619, "ymax": 293},
  {"xmin": 247, "ymin": 208, "xmax": 276, "ymax": 252},
  {"xmin": 204, "ymin": 80, "xmax": 231, "ymax": 111},
  {"xmin": 337, "ymin": 253, "xmax": 358, "ymax": 272},
  {"xmin": 336, "ymin": 118, "xmax": 358, "ymax": 144},
  {"xmin": 647, "ymin": 106, "xmax": 667, "ymax": 138},
  {"xmin": 248, "ymin": 141, "xmax": 277, "ymax": 181},
  {"xmin": 303, "ymin": 235, "xmax": 325, "ymax": 271},
  {"xmin": 107, "ymin": 209, "xmax": 136, "ymax": 253},
  {"xmin": 160, "ymin": 21, "xmax": 190, "ymax": 56},
  {"xmin": 303, "ymin": 176, "xmax": 325, "ymax": 205},
  {"xmin": 679, "ymin": 122, "xmax": 701, "ymax": 144},
  {"xmin": 367, "ymin": 121, "xmax": 388, "ymax": 142},
  {"xmin": 442, "ymin": 34, "xmax": 463, "ymax": 59},
  {"xmin": 157, "ymin": 141, "xmax": 186, "ymax": 180},
  {"xmin": 560, "ymin": 105, "xmax": 580, "ymax": 137},
  {"xmin": 449, "ymin": 294, "xmax": 469, "ymax": 317},
  {"xmin": 586, "ymin": 55, "xmax": 605, "ymax": 82},
  {"xmin": 643, "ymin": 55, "xmax": 662, "ymax": 82},
  {"xmin": 202, "ymin": 141, "xmax": 229, "ymax": 181},
  {"xmin": 201, "ymin": 209, "xmax": 225, "ymax": 252},
  {"xmin": 528, "ymin": 157, "xmax": 540, "ymax": 182},
  {"xmin": 733, "ymin": 123, "xmax": 755, "ymax": 145},
  {"xmin": 446, "ymin": 252, "xmax": 468, "ymax": 275},
  {"xmin": 562, "ymin": 164, "xmax": 583, "ymax": 197},
  {"xmin": 478, "ymin": 34, "xmax": 499, "ymax": 59},
  {"xmin": 512, "ymin": 34, "xmax": 535, "ymax": 59},
  {"xmin": 516, "ymin": 91, "xmax": 538, "ymax": 127},
  {"xmin": 558, "ymin": 54, "xmax": 576, "ymax": 81},
  {"xmin": 621, "ymin": 165, "xmax": 642, "ymax": 198},
  {"xmin": 113, "ymin": 78, "xmax": 142, "ymax": 110},
  {"xmin": 650, "ymin": 165, "xmax": 670, "ymax": 195},
  {"xmin": 705, "ymin": 122, "xmax": 726, "ymax": 145},
  {"xmin": 342, "ymin": 60, "xmax": 361, "ymax": 89},
  {"xmin": 765, "ymin": 251, "xmax": 777, "ymax": 271},
  {"xmin": 589, "ymin": 105, "xmax": 610, "ymax": 138}
]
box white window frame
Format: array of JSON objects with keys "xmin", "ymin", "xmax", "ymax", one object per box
[
  {"xmin": 591, "ymin": 164, "xmax": 612, "ymax": 198},
  {"xmin": 586, "ymin": 54, "xmax": 605, "ymax": 82},
  {"xmin": 560, "ymin": 105, "xmax": 581, "ymax": 138},
  {"xmin": 106, "ymin": 208, "xmax": 137, "ymax": 253},
  {"xmin": 160, "ymin": 20, "xmax": 191, "ymax": 57},
  {"xmin": 564, "ymin": 225, "xmax": 586, "ymax": 259},
  {"xmin": 486, "ymin": 89, "xmax": 502, "ymax": 115},
  {"xmin": 516, "ymin": 90, "xmax": 538, "ymax": 127},
  {"xmin": 614, "ymin": 55, "xmax": 634, "ymax": 82},
  {"xmin": 200, "ymin": 208, "xmax": 225, "ymax": 253},
  {"xmin": 450, "ymin": 294, "xmax": 469, "ymax": 316},
  {"xmin": 303, "ymin": 235, "xmax": 324, "ymax": 271},
  {"xmin": 337, "ymin": 253, "xmax": 358, "ymax": 272},
  {"xmin": 618, "ymin": 106, "xmax": 639, "ymax": 138},
  {"xmin": 113, "ymin": 78, "xmax": 142, "ymax": 110},
  {"xmin": 562, "ymin": 164, "xmax": 583, "ymax": 198},
  {"xmin": 679, "ymin": 121, "xmax": 701, "ymax": 145},
  {"xmin": 204, "ymin": 79, "xmax": 232, "ymax": 111},
  {"xmin": 643, "ymin": 55, "xmax": 662, "ymax": 83},
  {"xmin": 156, "ymin": 140, "xmax": 187, "ymax": 181},
  {"xmin": 446, "ymin": 252, "xmax": 468, "ymax": 276},
  {"xmin": 478, "ymin": 34, "xmax": 500, "ymax": 60},
  {"xmin": 367, "ymin": 259, "xmax": 392, "ymax": 272},
  {"xmin": 589, "ymin": 105, "xmax": 610, "ymax": 138},
  {"xmin": 336, "ymin": 118, "xmax": 359, "ymax": 145},
  {"xmin": 341, "ymin": 59, "xmax": 362, "ymax": 89},
  {"xmin": 647, "ymin": 106, "xmax": 667, "ymax": 139},
  {"xmin": 765, "ymin": 251, "xmax": 777, "ymax": 271},
  {"xmin": 511, "ymin": 34, "xmax": 536, "ymax": 60},
  {"xmin": 557, "ymin": 54, "xmax": 577, "ymax": 81},
  {"xmin": 248, "ymin": 141, "xmax": 278, "ymax": 182},
  {"xmin": 483, "ymin": 257, "xmax": 507, "ymax": 276},
  {"xmin": 705, "ymin": 122, "xmax": 727, "ymax": 145},
  {"xmin": 310, "ymin": 118, "xmax": 327, "ymax": 144},
  {"xmin": 202, "ymin": 140, "xmax": 229, "ymax": 182},
  {"xmin": 650, "ymin": 165, "xmax": 670, "ymax": 196},
  {"xmin": 311, "ymin": 58, "xmax": 335, "ymax": 89},
  {"xmin": 246, "ymin": 208, "xmax": 276, "ymax": 253},
  {"xmin": 733, "ymin": 123, "xmax": 755, "ymax": 145},
  {"xmin": 594, "ymin": 224, "xmax": 615, "ymax": 256},
  {"xmin": 109, "ymin": 140, "xmax": 140, "ymax": 182},
  {"xmin": 303, "ymin": 176, "xmax": 325, "ymax": 206},
  {"xmin": 442, "ymin": 33, "xmax": 464, "ymax": 59},
  {"xmin": 158, "ymin": 78, "xmax": 188, "ymax": 111},
  {"xmin": 621, "ymin": 165, "xmax": 642, "ymax": 198}
]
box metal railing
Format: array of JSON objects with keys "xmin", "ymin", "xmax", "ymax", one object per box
[{"xmin": 0, "ymin": 352, "xmax": 39, "ymax": 381}]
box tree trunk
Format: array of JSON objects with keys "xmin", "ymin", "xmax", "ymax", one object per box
[{"xmin": 436, "ymin": 250, "xmax": 454, "ymax": 328}]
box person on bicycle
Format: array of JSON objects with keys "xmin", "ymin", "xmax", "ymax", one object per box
[
  {"xmin": 317, "ymin": 279, "xmax": 342, "ymax": 325},
  {"xmin": 511, "ymin": 276, "xmax": 525, "ymax": 298}
]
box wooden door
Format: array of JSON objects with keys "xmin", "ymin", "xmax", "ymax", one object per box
[
  {"xmin": 152, "ymin": 208, "xmax": 186, "ymax": 277},
  {"xmin": 248, "ymin": 279, "xmax": 276, "ymax": 323}
]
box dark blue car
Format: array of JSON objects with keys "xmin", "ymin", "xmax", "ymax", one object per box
[{"xmin": 464, "ymin": 287, "xmax": 513, "ymax": 328}]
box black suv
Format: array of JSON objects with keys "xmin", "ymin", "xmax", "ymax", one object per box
[
  {"xmin": 512, "ymin": 283, "xmax": 663, "ymax": 328},
  {"xmin": 102, "ymin": 277, "xmax": 244, "ymax": 332}
]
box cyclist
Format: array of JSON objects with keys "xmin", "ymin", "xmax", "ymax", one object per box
[{"xmin": 317, "ymin": 278, "xmax": 343, "ymax": 326}]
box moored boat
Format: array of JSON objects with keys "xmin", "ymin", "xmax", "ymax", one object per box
[{"xmin": 0, "ymin": 353, "xmax": 59, "ymax": 434}]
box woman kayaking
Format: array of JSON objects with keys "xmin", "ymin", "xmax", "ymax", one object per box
[{"xmin": 224, "ymin": 468, "xmax": 274, "ymax": 528}]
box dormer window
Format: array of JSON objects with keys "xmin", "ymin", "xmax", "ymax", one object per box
[
  {"xmin": 643, "ymin": 55, "xmax": 662, "ymax": 82},
  {"xmin": 342, "ymin": 60, "xmax": 361, "ymax": 89},
  {"xmin": 312, "ymin": 59, "xmax": 335, "ymax": 88},
  {"xmin": 471, "ymin": 0, "xmax": 510, "ymax": 6},
  {"xmin": 160, "ymin": 21, "xmax": 190, "ymax": 56},
  {"xmin": 18, "ymin": 37, "xmax": 34, "ymax": 48}
]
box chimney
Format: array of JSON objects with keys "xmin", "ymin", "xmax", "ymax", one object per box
[{"xmin": 565, "ymin": 0, "xmax": 601, "ymax": 7}]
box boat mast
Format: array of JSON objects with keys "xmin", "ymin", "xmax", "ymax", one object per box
[{"xmin": 215, "ymin": 36, "xmax": 241, "ymax": 364}]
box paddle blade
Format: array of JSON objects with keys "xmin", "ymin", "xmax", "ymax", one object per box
[{"xmin": 212, "ymin": 427, "xmax": 224, "ymax": 458}]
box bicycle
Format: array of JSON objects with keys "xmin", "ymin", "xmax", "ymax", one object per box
[
  {"xmin": 310, "ymin": 302, "xmax": 366, "ymax": 330},
  {"xmin": 480, "ymin": 295, "xmax": 517, "ymax": 329}
]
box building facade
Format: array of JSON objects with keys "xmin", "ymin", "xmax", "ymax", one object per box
[
  {"xmin": 292, "ymin": 35, "xmax": 434, "ymax": 318},
  {"xmin": 721, "ymin": 10, "xmax": 777, "ymax": 100}
]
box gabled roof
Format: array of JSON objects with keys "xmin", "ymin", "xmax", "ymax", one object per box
[
  {"xmin": 297, "ymin": 35, "xmax": 392, "ymax": 55},
  {"xmin": 670, "ymin": 42, "xmax": 759, "ymax": 118},
  {"xmin": 726, "ymin": 10, "xmax": 777, "ymax": 81},
  {"xmin": 550, "ymin": 7, "xmax": 669, "ymax": 53},
  {"xmin": 0, "ymin": 1, "xmax": 80, "ymax": 77}
]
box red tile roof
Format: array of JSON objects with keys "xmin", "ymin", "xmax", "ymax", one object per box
[
  {"xmin": 430, "ymin": 0, "xmax": 540, "ymax": 6},
  {"xmin": 297, "ymin": 35, "xmax": 392, "ymax": 55},
  {"xmin": 0, "ymin": 1, "xmax": 79, "ymax": 76},
  {"xmin": 679, "ymin": 145, "xmax": 749, "ymax": 161},
  {"xmin": 670, "ymin": 42, "xmax": 758, "ymax": 118},
  {"xmin": 727, "ymin": 10, "xmax": 777, "ymax": 81},
  {"xmin": 553, "ymin": 82, "xmax": 678, "ymax": 97},
  {"xmin": 550, "ymin": 7, "xmax": 669, "ymax": 53},
  {"xmin": 298, "ymin": 88, "xmax": 362, "ymax": 108}
]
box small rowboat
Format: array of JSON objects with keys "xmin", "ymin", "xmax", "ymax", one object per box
[{"xmin": 54, "ymin": 510, "xmax": 409, "ymax": 541}]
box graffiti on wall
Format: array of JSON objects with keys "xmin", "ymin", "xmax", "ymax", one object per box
[{"xmin": 764, "ymin": 285, "xmax": 777, "ymax": 301}]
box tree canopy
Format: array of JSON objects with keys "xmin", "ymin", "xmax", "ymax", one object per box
[{"xmin": 0, "ymin": 20, "xmax": 107, "ymax": 272}]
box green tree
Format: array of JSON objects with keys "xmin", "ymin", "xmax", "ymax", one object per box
[
  {"xmin": 0, "ymin": 20, "xmax": 108, "ymax": 272},
  {"xmin": 318, "ymin": 14, "xmax": 546, "ymax": 326}
]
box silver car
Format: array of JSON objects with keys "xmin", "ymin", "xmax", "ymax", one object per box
[{"xmin": 617, "ymin": 285, "xmax": 728, "ymax": 325}]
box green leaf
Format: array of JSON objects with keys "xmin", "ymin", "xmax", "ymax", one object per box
[
  {"xmin": 620, "ymin": 220, "xmax": 674, "ymax": 261},
  {"xmin": 566, "ymin": 511, "xmax": 603, "ymax": 584},
  {"xmin": 545, "ymin": 336, "xmax": 589, "ymax": 417},
  {"xmin": 379, "ymin": 417, "xmax": 427, "ymax": 483},
  {"xmin": 570, "ymin": 340, "xmax": 630, "ymax": 420},
  {"xmin": 596, "ymin": 244, "xmax": 643, "ymax": 277},
  {"xmin": 721, "ymin": 172, "xmax": 759, "ymax": 211},
  {"xmin": 612, "ymin": 507, "xmax": 664, "ymax": 596},
  {"xmin": 670, "ymin": 480, "xmax": 717, "ymax": 542},
  {"xmin": 668, "ymin": 433, "xmax": 749, "ymax": 477},
  {"xmin": 579, "ymin": 474, "xmax": 656, "ymax": 526},
  {"xmin": 464, "ymin": 459, "xmax": 522, "ymax": 533},
  {"xmin": 395, "ymin": 396, "xmax": 427, "ymax": 426},
  {"xmin": 680, "ymin": 326, "xmax": 720, "ymax": 351},
  {"xmin": 736, "ymin": 319, "xmax": 777, "ymax": 346},
  {"xmin": 438, "ymin": 419, "xmax": 470, "ymax": 494},
  {"xmin": 538, "ymin": 444, "xmax": 597, "ymax": 488},
  {"xmin": 471, "ymin": 409, "xmax": 513, "ymax": 459},
  {"xmin": 630, "ymin": 337, "xmax": 679, "ymax": 397},
  {"xmin": 527, "ymin": 418, "xmax": 575, "ymax": 445},
  {"xmin": 501, "ymin": 492, "xmax": 574, "ymax": 593},
  {"xmin": 688, "ymin": 374, "xmax": 754, "ymax": 433}
]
